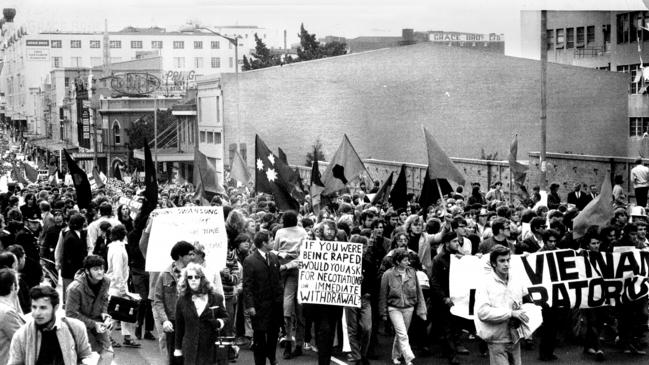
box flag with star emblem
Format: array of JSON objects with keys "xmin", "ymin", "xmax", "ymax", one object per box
[{"xmin": 255, "ymin": 135, "xmax": 300, "ymax": 211}]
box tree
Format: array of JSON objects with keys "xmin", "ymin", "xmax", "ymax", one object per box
[
  {"xmin": 305, "ymin": 138, "xmax": 326, "ymax": 166},
  {"xmin": 297, "ymin": 23, "xmax": 322, "ymax": 61},
  {"xmin": 242, "ymin": 34, "xmax": 281, "ymax": 71},
  {"xmin": 127, "ymin": 109, "xmax": 176, "ymax": 150},
  {"xmin": 321, "ymin": 41, "xmax": 347, "ymax": 57}
]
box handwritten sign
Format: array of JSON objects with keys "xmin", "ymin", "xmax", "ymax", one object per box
[
  {"xmin": 297, "ymin": 240, "xmax": 363, "ymax": 308},
  {"xmin": 145, "ymin": 207, "xmax": 228, "ymax": 272}
]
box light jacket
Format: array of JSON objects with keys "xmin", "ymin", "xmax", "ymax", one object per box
[
  {"xmin": 379, "ymin": 267, "xmax": 426, "ymax": 319},
  {"xmin": 153, "ymin": 263, "xmax": 179, "ymax": 323},
  {"xmin": 0, "ymin": 297, "xmax": 25, "ymax": 365},
  {"xmin": 106, "ymin": 239, "xmax": 129, "ymax": 297},
  {"xmin": 474, "ymin": 270, "xmax": 527, "ymax": 344},
  {"xmin": 8, "ymin": 315, "xmax": 92, "ymax": 365}
]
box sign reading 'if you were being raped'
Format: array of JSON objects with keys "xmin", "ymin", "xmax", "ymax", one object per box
[{"xmin": 298, "ymin": 240, "xmax": 363, "ymax": 308}]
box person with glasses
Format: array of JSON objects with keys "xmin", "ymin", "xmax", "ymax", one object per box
[
  {"xmin": 173, "ymin": 262, "xmax": 228, "ymax": 365},
  {"xmin": 516, "ymin": 217, "xmax": 545, "ymax": 254},
  {"xmin": 450, "ymin": 216, "xmax": 472, "ymax": 256}
]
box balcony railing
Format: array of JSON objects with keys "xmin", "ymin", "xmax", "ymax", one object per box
[{"xmin": 574, "ymin": 46, "xmax": 607, "ymax": 58}]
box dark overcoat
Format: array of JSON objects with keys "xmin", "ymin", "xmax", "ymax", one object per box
[
  {"xmin": 242, "ymin": 250, "xmax": 283, "ymax": 331},
  {"xmin": 175, "ymin": 292, "xmax": 228, "ymax": 365}
]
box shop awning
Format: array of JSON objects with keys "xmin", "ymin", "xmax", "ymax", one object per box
[{"xmin": 133, "ymin": 147, "xmax": 194, "ymax": 162}]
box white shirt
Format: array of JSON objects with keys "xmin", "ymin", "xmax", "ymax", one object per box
[{"xmin": 631, "ymin": 164, "xmax": 649, "ymax": 188}]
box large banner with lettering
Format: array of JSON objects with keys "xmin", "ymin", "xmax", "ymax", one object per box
[
  {"xmin": 449, "ymin": 249, "xmax": 649, "ymax": 320},
  {"xmin": 145, "ymin": 207, "xmax": 228, "ymax": 272},
  {"xmin": 297, "ymin": 240, "xmax": 363, "ymax": 308}
]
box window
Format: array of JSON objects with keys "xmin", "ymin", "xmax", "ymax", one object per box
[
  {"xmin": 51, "ymin": 40, "xmax": 62, "ymax": 48},
  {"xmin": 556, "ymin": 29, "xmax": 564, "ymax": 48},
  {"xmin": 617, "ymin": 64, "xmax": 643, "ymax": 94},
  {"xmin": 174, "ymin": 57, "xmax": 185, "ymax": 68},
  {"xmin": 618, "ymin": 13, "xmax": 630, "ymax": 44},
  {"xmin": 152, "ymin": 40, "xmax": 163, "ymax": 49},
  {"xmin": 112, "ymin": 120, "xmax": 121, "ymax": 145},
  {"xmin": 109, "ymin": 40, "xmax": 122, "ymax": 49},
  {"xmin": 200, "ymin": 131, "xmax": 206, "ymax": 143},
  {"xmin": 91, "ymin": 57, "xmax": 102, "ymax": 66},
  {"xmin": 173, "ymin": 41, "xmax": 184, "ymax": 49},
  {"xmin": 586, "ymin": 26, "xmax": 595, "ymax": 44},
  {"xmin": 194, "ymin": 57, "xmax": 204, "ymax": 68},
  {"xmin": 228, "ymin": 42, "xmax": 233, "ymax": 49},
  {"xmin": 90, "ymin": 40, "xmax": 101, "ymax": 48},
  {"xmin": 64, "ymin": 77, "xmax": 70, "ymax": 87},
  {"xmin": 576, "ymin": 27, "xmax": 585, "ymax": 46},
  {"xmin": 70, "ymin": 57, "xmax": 83, "ymax": 67},
  {"xmin": 566, "ymin": 28, "xmax": 574, "ymax": 48},
  {"xmin": 194, "ymin": 41, "xmax": 203, "ymax": 49},
  {"xmin": 207, "ymin": 132, "xmax": 214, "ymax": 144},
  {"xmin": 229, "ymin": 57, "xmax": 233, "ymax": 68},
  {"xmin": 547, "ymin": 29, "xmax": 554, "ymax": 49},
  {"xmin": 52, "ymin": 57, "xmax": 62, "ymax": 68},
  {"xmin": 211, "ymin": 41, "xmax": 220, "ymax": 49},
  {"xmin": 211, "ymin": 57, "xmax": 221, "ymax": 68},
  {"xmin": 131, "ymin": 40, "xmax": 143, "ymax": 49},
  {"xmin": 70, "ymin": 40, "xmax": 81, "ymax": 48},
  {"xmin": 214, "ymin": 132, "xmax": 222, "ymax": 144},
  {"xmin": 630, "ymin": 117, "xmax": 649, "ymax": 136}
]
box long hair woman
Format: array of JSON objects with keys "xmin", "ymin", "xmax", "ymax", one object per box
[{"xmin": 174, "ymin": 262, "xmax": 229, "ymax": 365}]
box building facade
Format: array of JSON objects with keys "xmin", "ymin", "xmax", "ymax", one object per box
[{"xmin": 520, "ymin": 10, "xmax": 649, "ymax": 157}]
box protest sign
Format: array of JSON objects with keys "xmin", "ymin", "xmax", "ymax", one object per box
[
  {"xmin": 450, "ymin": 249, "xmax": 649, "ymax": 320},
  {"xmin": 297, "ymin": 239, "xmax": 363, "ymax": 308},
  {"xmin": 145, "ymin": 206, "xmax": 228, "ymax": 272}
]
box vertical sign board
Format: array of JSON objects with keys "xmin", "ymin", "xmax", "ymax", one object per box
[
  {"xmin": 297, "ymin": 240, "xmax": 363, "ymax": 308},
  {"xmin": 76, "ymin": 84, "xmax": 90, "ymax": 149}
]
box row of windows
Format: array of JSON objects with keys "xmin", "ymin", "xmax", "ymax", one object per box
[
  {"xmin": 52, "ymin": 55, "xmax": 231, "ymax": 69},
  {"xmin": 617, "ymin": 11, "xmax": 649, "ymax": 44},
  {"xmin": 630, "ymin": 117, "xmax": 649, "ymax": 136},
  {"xmin": 200, "ymin": 131, "xmax": 222, "ymax": 144},
  {"xmin": 617, "ymin": 64, "xmax": 644, "ymax": 94},
  {"xmin": 547, "ymin": 25, "xmax": 600, "ymax": 49},
  {"xmin": 51, "ymin": 39, "xmax": 222, "ymax": 49}
]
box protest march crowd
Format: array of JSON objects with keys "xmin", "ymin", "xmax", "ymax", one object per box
[{"xmin": 2, "ymin": 127, "xmax": 649, "ymax": 365}]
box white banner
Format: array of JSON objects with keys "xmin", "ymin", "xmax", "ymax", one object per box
[
  {"xmin": 298, "ymin": 240, "xmax": 363, "ymax": 308},
  {"xmin": 450, "ymin": 249, "xmax": 649, "ymax": 320},
  {"xmin": 145, "ymin": 207, "xmax": 228, "ymax": 272}
]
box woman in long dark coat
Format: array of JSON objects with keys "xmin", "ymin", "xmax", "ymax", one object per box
[{"xmin": 174, "ymin": 262, "xmax": 229, "ymax": 365}]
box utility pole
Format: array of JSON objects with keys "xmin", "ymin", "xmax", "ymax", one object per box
[{"xmin": 540, "ymin": 10, "xmax": 548, "ymax": 189}]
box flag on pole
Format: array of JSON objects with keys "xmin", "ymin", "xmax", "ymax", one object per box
[
  {"xmin": 255, "ymin": 135, "xmax": 300, "ymax": 211},
  {"xmin": 12, "ymin": 165, "xmax": 29, "ymax": 186},
  {"xmin": 142, "ymin": 140, "xmax": 158, "ymax": 216},
  {"xmin": 419, "ymin": 168, "xmax": 453, "ymax": 209},
  {"xmin": 92, "ymin": 167, "xmax": 105, "ymax": 189},
  {"xmin": 573, "ymin": 175, "xmax": 614, "ymax": 239},
  {"xmin": 310, "ymin": 148, "xmax": 325, "ymax": 211},
  {"xmin": 278, "ymin": 147, "xmax": 288, "ymax": 164},
  {"xmin": 389, "ymin": 164, "xmax": 408, "ymax": 210},
  {"xmin": 114, "ymin": 164, "xmax": 123, "ymax": 181},
  {"xmin": 23, "ymin": 162, "xmax": 38, "ymax": 183},
  {"xmin": 230, "ymin": 150, "xmax": 250, "ymax": 185},
  {"xmin": 371, "ymin": 171, "xmax": 394, "ymax": 205},
  {"xmin": 63, "ymin": 149, "xmax": 92, "ymax": 210},
  {"xmin": 193, "ymin": 148, "xmax": 226, "ymax": 202},
  {"xmin": 508, "ymin": 134, "xmax": 529, "ymax": 198},
  {"xmin": 422, "ymin": 126, "xmax": 466, "ymax": 186},
  {"xmin": 321, "ymin": 135, "xmax": 371, "ymax": 195}
]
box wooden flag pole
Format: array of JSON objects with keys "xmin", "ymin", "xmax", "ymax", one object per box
[
  {"xmin": 509, "ymin": 171, "xmax": 513, "ymax": 206},
  {"xmin": 435, "ymin": 178, "xmax": 444, "ymax": 207}
]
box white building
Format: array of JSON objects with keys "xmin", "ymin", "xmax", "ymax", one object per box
[{"xmin": 0, "ymin": 24, "xmax": 269, "ymax": 137}]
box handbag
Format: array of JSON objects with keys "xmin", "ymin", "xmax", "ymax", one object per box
[{"xmin": 107, "ymin": 295, "xmax": 140, "ymax": 323}]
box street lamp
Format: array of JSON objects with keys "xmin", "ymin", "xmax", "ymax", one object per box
[{"xmin": 181, "ymin": 24, "xmax": 240, "ymax": 75}]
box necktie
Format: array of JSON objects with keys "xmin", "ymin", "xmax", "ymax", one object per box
[{"xmin": 265, "ymin": 254, "xmax": 270, "ymax": 266}]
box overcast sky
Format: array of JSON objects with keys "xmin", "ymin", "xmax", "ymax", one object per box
[{"xmin": 6, "ymin": 0, "xmax": 649, "ymax": 56}]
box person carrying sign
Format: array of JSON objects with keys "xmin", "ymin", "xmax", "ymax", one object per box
[{"xmin": 474, "ymin": 245, "xmax": 530, "ymax": 365}]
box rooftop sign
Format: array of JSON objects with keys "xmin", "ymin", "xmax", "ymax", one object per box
[{"xmin": 109, "ymin": 73, "xmax": 161, "ymax": 96}]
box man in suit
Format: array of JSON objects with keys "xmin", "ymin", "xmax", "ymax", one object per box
[
  {"xmin": 243, "ymin": 231, "xmax": 283, "ymax": 365},
  {"xmin": 567, "ymin": 182, "xmax": 589, "ymax": 211},
  {"xmin": 583, "ymin": 184, "xmax": 598, "ymax": 206}
]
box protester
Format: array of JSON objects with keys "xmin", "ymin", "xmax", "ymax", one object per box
[
  {"xmin": 0, "ymin": 268, "xmax": 25, "ymax": 365},
  {"xmin": 243, "ymin": 231, "xmax": 283, "ymax": 365},
  {"xmin": 174, "ymin": 262, "xmax": 229, "ymax": 365},
  {"xmin": 60, "ymin": 213, "xmax": 88, "ymax": 303},
  {"xmin": 9, "ymin": 285, "xmax": 93, "ymax": 365},
  {"xmin": 65, "ymin": 255, "xmax": 114, "ymax": 365}
]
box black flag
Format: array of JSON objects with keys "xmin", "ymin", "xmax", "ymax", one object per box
[
  {"xmin": 419, "ymin": 167, "xmax": 453, "ymax": 210},
  {"xmin": 278, "ymin": 147, "xmax": 288, "ymax": 164},
  {"xmin": 389, "ymin": 164, "xmax": 408, "ymax": 210},
  {"xmin": 63, "ymin": 149, "xmax": 92, "ymax": 210},
  {"xmin": 371, "ymin": 171, "xmax": 394, "ymax": 205},
  {"xmin": 142, "ymin": 140, "xmax": 158, "ymax": 216},
  {"xmin": 114, "ymin": 164, "xmax": 123, "ymax": 181}
]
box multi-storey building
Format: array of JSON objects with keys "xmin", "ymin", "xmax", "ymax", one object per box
[
  {"xmin": 0, "ymin": 22, "xmax": 271, "ymax": 139},
  {"xmin": 520, "ymin": 10, "xmax": 649, "ymax": 157}
]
